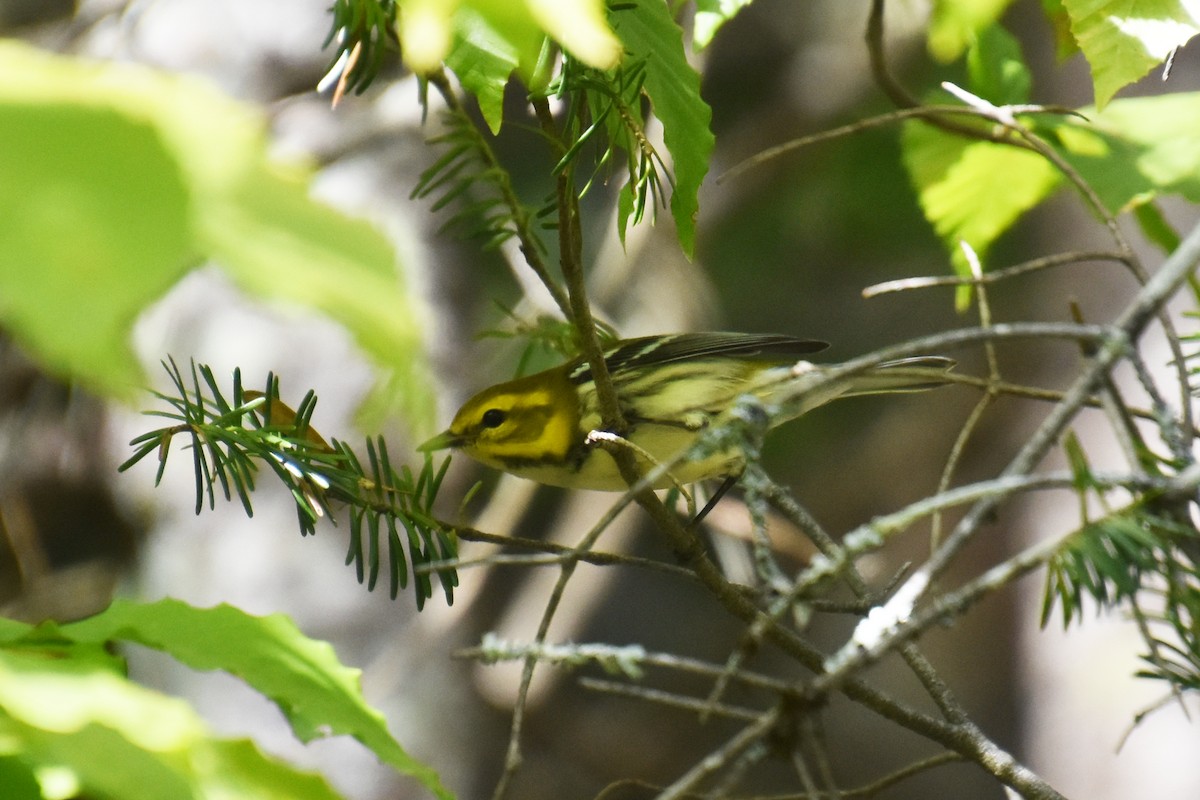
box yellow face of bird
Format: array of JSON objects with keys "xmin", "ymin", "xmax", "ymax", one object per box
[{"xmin": 421, "ymin": 369, "xmax": 581, "ymax": 470}]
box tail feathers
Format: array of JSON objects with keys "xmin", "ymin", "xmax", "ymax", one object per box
[
  {"xmin": 755, "ymin": 355, "xmax": 955, "ymax": 426},
  {"xmin": 844, "ymin": 356, "xmax": 957, "ymax": 395}
]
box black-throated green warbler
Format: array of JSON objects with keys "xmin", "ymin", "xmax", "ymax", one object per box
[{"xmin": 419, "ymin": 332, "xmax": 954, "ymax": 491}]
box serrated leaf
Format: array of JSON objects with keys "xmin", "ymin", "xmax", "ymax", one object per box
[
  {"xmin": 1041, "ymin": 0, "xmax": 1082, "ymax": 59},
  {"xmin": 1061, "ymin": 0, "xmax": 1200, "ymax": 108},
  {"xmin": 204, "ymin": 739, "xmax": 348, "ymax": 800},
  {"xmin": 0, "ymin": 647, "xmax": 345, "ymax": 800},
  {"xmin": 902, "ymin": 119, "xmax": 1061, "ymax": 296},
  {"xmin": 610, "ymin": 0, "xmax": 715, "ymax": 257},
  {"xmin": 61, "ymin": 598, "xmax": 452, "ymax": 800},
  {"xmin": 445, "ymin": 9, "xmax": 520, "ymax": 134},
  {"xmin": 929, "ymin": 0, "xmax": 1019, "ymax": 62},
  {"xmin": 1050, "ymin": 92, "xmax": 1200, "ymax": 213}
]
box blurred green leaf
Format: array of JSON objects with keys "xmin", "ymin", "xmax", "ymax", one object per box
[
  {"xmin": 967, "ymin": 24, "xmax": 1031, "ymax": 105},
  {"xmin": 0, "ymin": 41, "xmax": 431, "ymax": 429},
  {"xmin": 206, "ymin": 739, "xmax": 351, "ymax": 800},
  {"xmin": 0, "ymin": 616, "xmax": 35, "ymax": 641},
  {"xmin": 1040, "ymin": 0, "xmax": 1081, "ymax": 60},
  {"xmin": 929, "ymin": 0, "xmax": 1018, "ymax": 61},
  {"xmin": 0, "ymin": 645, "xmax": 345, "ymax": 800},
  {"xmin": 611, "ymin": 0, "xmax": 714, "ymax": 257},
  {"xmin": 445, "ymin": 9, "xmax": 521, "ymax": 134},
  {"xmin": 693, "ymin": 0, "xmax": 755, "ymax": 49},
  {"xmin": 0, "ymin": 756, "xmax": 40, "ymax": 800},
  {"xmin": 63, "ymin": 598, "xmax": 453, "ymax": 799},
  {"xmin": 1052, "ymin": 92, "xmax": 1200, "ymax": 212},
  {"xmin": 1133, "ymin": 200, "xmax": 1181, "ymax": 254},
  {"xmin": 198, "ymin": 153, "xmax": 433, "ymax": 432},
  {"xmin": 902, "ymin": 119, "xmax": 1060, "ymax": 298},
  {"xmin": 0, "ymin": 56, "xmax": 194, "ymax": 399},
  {"xmin": 399, "ymin": 0, "xmax": 620, "ymax": 75},
  {"xmin": 904, "ymin": 91, "xmax": 1200, "ymax": 297},
  {"xmin": 1061, "ymin": 0, "xmax": 1200, "ymax": 108}
]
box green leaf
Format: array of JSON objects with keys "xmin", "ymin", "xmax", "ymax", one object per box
[
  {"xmin": 525, "ymin": 0, "xmax": 624, "ymax": 68},
  {"xmin": 1061, "ymin": 0, "xmax": 1200, "ymax": 108},
  {"xmin": 901, "ymin": 119, "xmax": 1061, "ymax": 294},
  {"xmin": 197, "ymin": 149, "xmax": 434, "ymax": 432},
  {"xmin": 0, "ymin": 50, "xmax": 194, "ymax": 399},
  {"xmin": 0, "ymin": 757, "xmax": 40, "ymax": 800},
  {"xmin": 1062, "ymin": 430, "xmax": 1096, "ymax": 493},
  {"xmin": 206, "ymin": 739, "xmax": 350, "ymax": 800},
  {"xmin": 929, "ymin": 0, "xmax": 1019, "ymax": 61},
  {"xmin": 617, "ymin": 180, "xmax": 636, "ymax": 249},
  {"xmin": 967, "ymin": 24, "xmax": 1032, "ymax": 105},
  {"xmin": 0, "ymin": 42, "xmax": 433, "ymax": 430},
  {"xmin": 1049, "ymin": 93, "xmax": 1200, "ymax": 213},
  {"xmin": 398, "ymin": 0, "xmax": 621, "ymax": 75},
  {"xmin": 62, "ymin": 598, "xmax": 453, "ymax": 800},
  {"xmin": 611, "ymin": 0, "xmax": 715, "ymax": 257},
  {"xmin": 0, "ymin": 646, "xmax": 345, "ymax": 800},
  {"xmin": 693, "ymin": 0, "xmax": 755, "ymax": 49},
  {"xmin": 1040, "ymin": 0, "xmax": 1081, "ymax": 60},
  {"xmin": 0, "ymin": 616, "xmax": 33, "ymax": 641},
  {"xmin": 1133, "ymin": 199, "xmax": 1181, "ymax": 253},
  {"xmin": 445, "ymin": 9, "xmax": 521, "ymax": 134}
]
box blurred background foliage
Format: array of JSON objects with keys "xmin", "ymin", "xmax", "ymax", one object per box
[{"xmin": 2, "ymin": 1, "xmax": 1200, "ymax": 799}]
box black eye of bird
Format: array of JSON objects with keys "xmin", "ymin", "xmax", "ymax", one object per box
[{"xmin": 481, "ymin": 408, "xmax": 507, "ymax": 428}]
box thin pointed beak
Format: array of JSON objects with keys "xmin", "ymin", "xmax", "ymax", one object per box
[{"xmin": 418, "ymin": 429, "xmax": 465, "ymax": 452}]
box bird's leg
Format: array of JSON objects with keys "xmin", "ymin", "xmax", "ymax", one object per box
[{"xmin": 690, "ymin": 474, "xmax": 739, "ymax": 528}]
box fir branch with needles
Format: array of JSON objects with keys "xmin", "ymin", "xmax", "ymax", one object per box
[
  {"xmin": 416, "ymin": 69, "xmax": 574, "ymax": 320},
  {"xmin": 323, "ymin": 0, "xmax": 398, "ymax": 101},
  {"xmin": 120, "ymin": 358, "xmax": 458, "ymax": 609},
  {"xmin": 1038, "ymin": 439, "xmax": 1200, "ymax": 694},
  {"xmin": 554, "ymin": 55, "xmax": 671, "ymax": 238}
]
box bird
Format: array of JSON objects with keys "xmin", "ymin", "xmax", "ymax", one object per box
[{"xmin": 418, "ymin": 332, "xmax": 954, "ymax": 492}]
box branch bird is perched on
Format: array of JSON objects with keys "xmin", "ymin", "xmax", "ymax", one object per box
[{"xmin": 419, "ymin": 333, "xmax": 955, "ymax": 491}]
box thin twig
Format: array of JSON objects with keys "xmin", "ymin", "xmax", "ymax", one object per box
[
  {"xmin": 487, "ymin": 448, "xmax": 653, "ymax": 800},
  {"xmin": 422, "ymin": 526, "xmax": 698, "ymax": 580},
  {"xmin": 839, "ymin": 751, "xmax": 964, "ymax": 800},
  {"xmin": 800, "ymin": 713, "xmax": 841, "ymax": 799},
  {"xmin": 720, "ymin": 103, "xmax": 1064, "ymax": 184},
  {"xmin": 865, "ymin": 0, "xmax": 1039, "ymax": 148},
  {"xmin": 862, "ymin": 250, "xmax": 1132, "ymax": 297},
  {"xmin": 930, "ymin": 243, "xmax": 1002, "ymax": 551},
  {"xmin": 578, "ymin": 677, "xmax": 762, "ymax": 721},
  {"xmin": 490, "ymin": 95, "xmax": 614, "ymax": 800},
  {"xmin": 939, "ymin": 80, "xmax": 1195, "ymax": 436},
  {"xmin": 685, "ymin": 751, "xmax": 966, "ymax": 800},
  {"xmin": 822, "ymin": 220, "xmax": 1200, "ymax": 702},
  {"xmin": 425, "ymin": 70, "xmax": 574, "ymax": 320},
  {"xmin": 790, "ymin": 740, "xmax": 825, "ymax": 800},
  {"xmin": 657, "ymin": 705, "xmax": 785, "ymax": 800}
]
